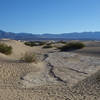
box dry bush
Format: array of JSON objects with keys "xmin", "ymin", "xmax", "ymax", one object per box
[
  {"xmin": 21, "ymin": 52, "xmax": 37, "ymax": 63},
  {"xmin": 57, "ymin": 41, "xmax": 67, "ymax": 44},
  {"xmin": 58, "ymin": 42, "xmax": 85, "ymax": 51},
  {"xmin": 0, "ymin": 43, "xmax": 12, "ymax": 55},
  {"xmin": 43, "ymin": 44, "xmax": 53, "ymax": 48},
  {"xmin": 24, "ymin": 41, "xmax": 46, "ymax": 47}
]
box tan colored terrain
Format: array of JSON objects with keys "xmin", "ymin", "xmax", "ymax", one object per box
[
  {"xmin": 75, "ymin": 41, "xmax": 100, "ymax": 57},
  {"xmin": 0, "ymin": 39, "xmax": 100, "ymax": 100}
]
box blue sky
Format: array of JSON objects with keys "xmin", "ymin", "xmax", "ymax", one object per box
[{"xmin": 0, "ymin": 0, "xmax": 100, "ymax": 34}]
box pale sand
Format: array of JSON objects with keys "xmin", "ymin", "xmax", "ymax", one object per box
[{"xmin": 0, "ymin": 39, "xmax": 100, "ymax": 100}]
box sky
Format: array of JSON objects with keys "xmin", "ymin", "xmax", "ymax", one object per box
[{"xmin": 0, "ymin": 0, "xmax": 100, "ymax": 34}]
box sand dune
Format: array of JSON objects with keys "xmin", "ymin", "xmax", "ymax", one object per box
[
  {"xmin": 0, "ymin": 39, "xmax": 100, "ymax": 100},
  {"xmin": 75, "ymin": 41, "xmax": 100, "ymax": 57}
]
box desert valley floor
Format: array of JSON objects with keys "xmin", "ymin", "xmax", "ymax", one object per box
[{"xmin": 0, "ymin": 39, "xmax": 100, "ymax": 100}]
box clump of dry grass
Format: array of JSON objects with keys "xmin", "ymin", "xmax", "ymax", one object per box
[
  {"xmin": 0, "ymin": 43, "xmax": 12, "ymax": 55},
  {"xmin": 20, "ymin": 52, "xmax": 37, "ymax": 63}
]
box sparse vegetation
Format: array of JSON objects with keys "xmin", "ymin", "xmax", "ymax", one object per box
[
  {"xmin": 24, "ymin": 41, "xmax": 46, "ymax": 47},
  {"xmin": 43, "ymin": 44, "xmax": 53, "ymax": 48},
  {"xmin": 57, "ymin": 41, "xmax": 67, "ymax": 44},
  {"xmin": 0, "ymin": 43, "xmax": 12, "ymax": 55},
  {"xmin": 58, "ymin": 42, "xmax": 85, "ymax": 51},
  {"xmin": 20, "ymin": 52, "xmax": 37, "ymax": 63}
]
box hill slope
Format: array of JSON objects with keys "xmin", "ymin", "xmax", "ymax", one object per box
[{"xmin": 0, "ymin": 30, "xmax": 100, "ymax": 40}]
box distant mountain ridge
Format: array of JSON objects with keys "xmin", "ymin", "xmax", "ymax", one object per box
[{"xmin": 0, "ymin": 30, "xmax": 100, "ymax": 40}]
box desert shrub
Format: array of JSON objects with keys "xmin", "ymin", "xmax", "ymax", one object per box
[
  {"xmin": 0, "ymin": 43, "xmax": 12, "ymax": 55},
  {"xmin": 57, "ymin": 41, "xmax": 67, "ymax": 44},
  {"xmin": 39, "ymin": 41, "xmax": 46, "ymax": 45},
  {"xmin": 42, "ymin": 43, "xmax": 53, "ymax": 48},
  {"xmin": 43, "ymin": 45, "xmax": 52, "ymax": 48},
  {"xmin": 58, "ymin": 42, "xmax": 85, "ymax": 51},
  {"xmin": 21, "ymin": 52, "xmax": 37, "ymax": 63},
  {"xmin": 24, "ymin": 41, "xmax": 38, "ymax": 46},
  {"xmin": 24, "ymin": 41, "xmax": 46, "ymax": 47}
]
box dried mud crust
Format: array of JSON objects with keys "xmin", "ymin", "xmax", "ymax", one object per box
[
  {"xmin": 44, "ymin": 52, "xmax": 100, "ymax": 86},
  {"xmin": 0, "ymin": 59, "xmax": 75, "ymax": 100},
  {"xmin": 0, "ymin": 54, "xmax": 100, "ymax": 100}
]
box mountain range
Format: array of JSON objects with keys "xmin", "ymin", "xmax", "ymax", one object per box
[{"xmin": 0, "ymin": 30, "xmax": 100, "ymax": 41}]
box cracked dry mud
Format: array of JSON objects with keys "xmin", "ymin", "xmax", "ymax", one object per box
[{"xmin": 0, "ymin": 40, "xmax": 100, "ymax": 100}]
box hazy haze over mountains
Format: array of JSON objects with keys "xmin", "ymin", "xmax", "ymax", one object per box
[{"xmin": 0, "ymin": 30, "xmax": 100, "ymax": 40}]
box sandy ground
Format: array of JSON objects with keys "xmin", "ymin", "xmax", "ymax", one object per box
[
  {"xmin": 74, "ymin": 41, "xmax": 100, "ymax": 57},
  {"xmin": 0, "ymin": 39, "xmax": 100, "ymax": 100}
]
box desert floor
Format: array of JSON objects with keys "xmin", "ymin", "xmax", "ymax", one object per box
[{"xmin": 0, "ymin": 39, "xmax": 100, "ymax": 100}]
